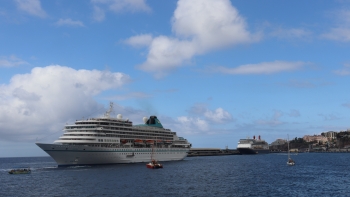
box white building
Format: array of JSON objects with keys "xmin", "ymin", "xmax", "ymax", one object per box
[{"xmin": 323, "ymin": 131, "xmax": 337, "ymax": 140}]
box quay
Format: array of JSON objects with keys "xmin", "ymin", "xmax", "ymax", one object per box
[{"xmin": 187, "ymin": 148, "xmax": 240, "ymax": 157}]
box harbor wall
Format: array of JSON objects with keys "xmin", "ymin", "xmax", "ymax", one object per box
[{"xmin": 187, "ymin": 148, "xmax": 240, "ymax": 157}]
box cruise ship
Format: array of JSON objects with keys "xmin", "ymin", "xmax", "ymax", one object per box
[
  {"xmin": 237, "ymin": 135, "xmax": 270, "ymax": 154},
  {"xmin": 36, "ymin": 103, "xmax": 191, "ymax": 166}
]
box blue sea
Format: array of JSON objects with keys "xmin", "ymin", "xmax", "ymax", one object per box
[{"xmin": 1, "ymin": 153, "xmax": 349, "ymax": 197}]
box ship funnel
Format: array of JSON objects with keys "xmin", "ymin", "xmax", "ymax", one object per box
[
  {"xmin": 253, "ymin": 135, "xmax": 256, "ymax": 140},
  {"xmin": 145, "ymin": 116, "xmax": 164, "ymax": 128}
]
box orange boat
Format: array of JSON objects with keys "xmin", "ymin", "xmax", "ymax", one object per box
[
  {"xmin": 146, "ymin": 144, "xmax": 163, "ymax": 169},
  {"xmin": 146, "ymin": 160, "xmax": 163, "ymax": 169}
]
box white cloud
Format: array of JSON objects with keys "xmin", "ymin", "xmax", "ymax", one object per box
[
  {"xmin": 188, "ymin": 103, "xmax": 233, "ymax": 123},
  {"xmin": 256, "ymin": 110, "xmax": 284, "ymax": 126},
  {"xmin": 321, "ymin": 10, "xmax": 350, "ymax": 42},
  {"xmin": 124, "ymin": 34, "xmax": 153, "ymax": 48},
  {"xmin": 281, "ymin": 78, "xmax": 331, "ymax": 89},
  {"xmin": 270, "ymin": 27, "xmax": 312, "ymax": 39},
  {"xmin": 15, "ymin": 0, "xmax": 46, "ymax": 18},
  {"xmin": 176, "ymin": 116, "xmax": 209, "ymax": 133},
  {"xmin": 0, "ymin": 65, "xmax": 130, "ymax": 141},
  {"xmin": 55, "ymin": 18, "xmax": 85, "ymax": 27},
  {"xmin": 342, "ymin": 103, "xmax": 350, "ymax": 108},
  {"xmin": 108, "ymin": 92, "xmax": 151, "ymax": 100},
  {"xmin": 107, "ymin": 0, "xmax": 151, "ymax": 13},
  {"xmin": 321, "ymin": 27, "xmax": 350, "ymax": 42},
  {"xmin": 204, "ymin": 108, "xmax": 233, "ymax": 123},
  {"xmin": 341, "ymin": 9, "xmax": 350, "ymax": 24},
  {"xmin": 318, "ymin": 113, "xmax": 341, "ymax": 121},
  {"xmin": 92, "ymin": 5, "xmax": 105, "ymax": 22},
  {"xmin": 212, "ymin": 61, "xmax": 307, "ymax": 75},
  {"xmin": 0, "ymin": 55, "xmax": 29, "ymax": 67},
  {"xmin": 127, "ymin": 0, "xmax": 260, "ymax": 77},
  {"xmin": 288, "ymin": 109, "xmax": 301, "ymax": 117},
  {"xmin": 138, "ymin": 36, "xmax": 197, "ymax": 78},
  {"xmin": 333, "ymin": 63, "xmax": 350, "ymax": 75},
  {"xmin": 283, "ymin": 79, "xmax": 317, "ymax": 88},
  {"xmin": 0, "ymin": 10, "xmax": 6, "ymax": 16},
  {"xmin": 188, "ymin": 103, "xmax": 208, "ymax": 115},
  {"xmin": 171, "ymin": 0, "xmax": 256, "ymax": 50},
  {"xmin": 91, "ymin": 0, "xmax": 151, "ymax": 21}
]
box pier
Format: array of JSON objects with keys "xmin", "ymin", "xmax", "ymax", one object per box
[{"xmin": 187, "ymin": 148, "xmax": 240, "ymax": 157}]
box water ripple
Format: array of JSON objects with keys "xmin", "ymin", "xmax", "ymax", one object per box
[{"xmin": 1, "ymin": 153, "xmax": 350, "ymax": 197}]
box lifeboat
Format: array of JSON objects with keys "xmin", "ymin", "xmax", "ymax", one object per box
[
  {"xmin": 146, "ymin": 140, "xmax": 154, "ymax": 145},
  {"xmin": 164, "ymin": 140, "xmax": 172, "ymax": 144},
  {"xmin": 121, "ymin": 139, "xmax": 127, "ymax": 144},
  {"xmin": 134, "ymin": 139, "xmax": 144, "ymax": 145},
  {"xmin": 156, "ymin": 140, "xmax": 163, "ymax": 144}
]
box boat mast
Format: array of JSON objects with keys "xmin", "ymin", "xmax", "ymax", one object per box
[
  {"xmin": 151, "ymin": 143, "xmax": 155, "ymax": 161},
  {"xmin": 151, "ymin": 137, "xmax": 158, "ymax": 161},
  {"xmin": 287, "ymin": 134, "xmax": 290, "ymax": 160}
]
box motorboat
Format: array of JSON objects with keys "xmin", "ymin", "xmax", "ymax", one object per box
[{"xmin": 8, "ymin": 168, "xmax": 31, "ymax": 175}]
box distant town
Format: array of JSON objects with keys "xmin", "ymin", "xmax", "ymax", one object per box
[
  {"xmin": 188, "ymin": 129, "xmax": 350, "ymax": 156},
  {"xmin": 270, "ymin": 129, "xmax": 350, "ymax": 152}
]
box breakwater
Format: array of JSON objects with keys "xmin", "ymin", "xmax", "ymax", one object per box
[{"xmin": 187, "ymin": 148, "xmax": 240, "ymax": 157}]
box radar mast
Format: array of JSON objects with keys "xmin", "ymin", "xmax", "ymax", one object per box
[{"xmin": 104, "ymin": 102, "xmax": 114, "ymax": 118}]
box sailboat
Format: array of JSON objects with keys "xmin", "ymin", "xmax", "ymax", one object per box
[
  {"xmin": 146, "ymin": 140, "xmax": 163, "ymax": 169},
  {"xmin": 287, "ymin": 134, "xmax": 295, "ymax": 166}
]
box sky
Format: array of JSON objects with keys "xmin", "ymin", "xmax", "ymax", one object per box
[{"xmin": 1, "ymin": 0, "xmax": 350, "ymax": 157}]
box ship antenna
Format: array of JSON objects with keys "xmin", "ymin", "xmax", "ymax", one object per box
[{"xmin": 105, "ymin": 102, "xmax": 114, "ymax": 118}]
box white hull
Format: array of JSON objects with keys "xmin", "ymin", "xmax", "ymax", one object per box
[{"xmin": 36, "ymin": 143, "xmax": 189, "ymax": 166}]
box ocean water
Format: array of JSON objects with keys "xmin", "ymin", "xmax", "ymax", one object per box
[{"xmin": 1, "ymin": 153, "xmax": 349, "ymax": 197}]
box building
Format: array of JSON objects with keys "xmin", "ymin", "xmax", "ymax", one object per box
[
  {"xmin": 339, "ymin": 129, "xmax": 350, "ymax": 133},
  {"xmin": 303, "ymin": 135, "xmax": 328, "ymax": 143},
  {"xmin": 322, "ymin": 131, "xmax": 337, "ymax": 140}
]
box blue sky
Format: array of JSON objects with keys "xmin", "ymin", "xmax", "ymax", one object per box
[{"xmin": 1, "ymin": 0, "xmax": 350, "ymax": 157}]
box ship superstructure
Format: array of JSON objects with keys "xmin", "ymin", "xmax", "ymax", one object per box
[
  {"xmin": 237, "ymin": 135, "xmax": 269, "ymax": 154},
  {"xmin": 36, "ymin": 102, "xmax": 191, "ymax": 166}
]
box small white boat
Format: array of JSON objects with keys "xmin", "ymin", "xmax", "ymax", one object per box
[
  {"xmin": 287, "ymin": 158, "xmax": 295, "ymax": 166},
  {"xmin": 287, "ymin": 134, "xmax": 295, "ymax": 166}
]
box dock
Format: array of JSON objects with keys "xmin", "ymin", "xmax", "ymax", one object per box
[{"xmin": 187, "ymin": 148, "xmax": 240, "ymax": 157}]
